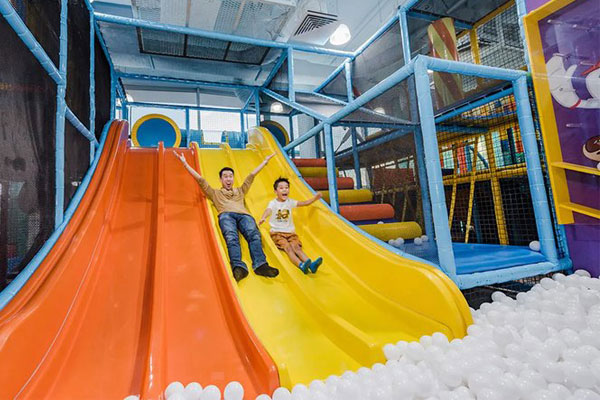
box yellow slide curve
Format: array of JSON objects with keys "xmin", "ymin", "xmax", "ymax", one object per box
[{"xmin": 194, "ymin": 127, "xmax": 472, "ymax": 388}]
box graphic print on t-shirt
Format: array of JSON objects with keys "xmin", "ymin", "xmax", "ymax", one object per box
[
  {"xmin": 268, "ymin": 198, "xmax": 297, "ymax": 233},
  {"xmin": 275, "ymin": 209, "xmax": 290, "ymax": 222}
]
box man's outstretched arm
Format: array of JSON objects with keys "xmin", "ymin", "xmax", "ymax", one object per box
[{"xmin": 175, "ymin": 152, "xmax": 214, "ymax": 197}]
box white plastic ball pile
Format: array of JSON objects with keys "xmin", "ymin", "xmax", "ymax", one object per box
[
  {"xmin": 529, "ymin": 241, "xmax": 541, "ymax": 252},
  {"xmin": 124, "ymin": 270, "xmax": 600, "ymax": 400},
  {"xmin": 388, "ymin": 237, "xmax": 405, "ymax": 247}
]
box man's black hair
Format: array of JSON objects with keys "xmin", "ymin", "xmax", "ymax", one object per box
[
  {"xmin": 219, "ymin": 167, "xmax": 234, "ymax": 178},
  {"xmin": 273, "ymin": 177, "xmax": 290, "ymax": 190}
]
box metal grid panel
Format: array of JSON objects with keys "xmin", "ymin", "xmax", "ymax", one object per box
[
  {"xmin": 412, "ymin": 0, "xmax": 511, "ymax": 24},
  {"xmin": 476, "ymin": 4, "xmax": 525, "ymax": 70}
]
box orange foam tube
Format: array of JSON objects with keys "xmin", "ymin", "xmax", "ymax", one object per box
[
  {"xmin": 340, "ymin": 204, "xmax": 395, "ymax": 221},
  {"xmin": 304, "ymin": 177, "xmax": 354, "ymax": 190},
  {"xmin": 292, "ymin": 158, "xmax": 326, "ymax": 168}
]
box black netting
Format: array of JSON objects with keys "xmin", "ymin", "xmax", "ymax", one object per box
[
  {"xmin": 412, "ymin": 0, "xmax": 510, "ymax": 25},
  {"xmin": 476, "ymin": 4, "xmax": 525, "ymax": 70},
  {"xmin": 431, "ymin": 71, "xmax": 507, "ymax": 114},
  {"xmin": 342, "ymin": 78, "xmax": 417, "ymax": 124},
  {"xmin": 351, "ymin": 23, "xmax": 404, "ymax": 97},
  {"xmin": 66, "ymin": 0, "xmax": 90, "ymax": 128},
  {"xmin": 1, "ymin": 16, "xmax": 56, "ymax": 288},
  {"xmin": 319, "ymin": 69, "xmax": 348, "ymax": 100},
  {"xmin": 266, "ymin": 58, "xmax": 288, "ymax": 98},
  {"xmin": 16, "ymin": 0, "xmax": 61, "ymax": 65},
  {"xmin": 64, "ymin": 120, "xmax": 90, "ymax": 210},
  {"xmin": 138, "ymin": 26, "xmax": 271, "ymax": 65},
  {"xmin": 438, "ymin": 93, "xmax": 540, "ymax": 246},
  {"xmin": 94, "ymin": 36, "xmax": 111, "ymax": 139}
]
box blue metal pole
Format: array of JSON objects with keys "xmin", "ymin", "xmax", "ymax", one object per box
[
  {"xmin": 287, "ymin": 48, "xmax": 295, "ymax": 102},
  {"xmin": 94, "ymin": 12, "xmax": 355, "ymax": 58},
  {"xmin": 514, "ymin": 0, "xmax": 531, "ymax": 70},
  {"xmin": 314, "ymin": 119, "xmax": 322, "ymax": 158},
  {"xmin": 435, "ymin": 88, "xmax": 514, "ymax": 124},
  {"xmin": 350, "ymin": 127, "xmax": 362, "ymax": 189},
  {"xmin": 261, "ymin": 88, "xmax": 326, "ymax": 120},
  {"xmin": 185, "ymin": 108, "xmax": 190, "ymax": 146},
  {"xmin": 240, "ymin": 111, "xmax": 245, "ymax": 136},
  {"xmin": 513, "ymin": 76, "xmax": 558, "ymax": 263},
  {"xmin": 65, "ymin": 107, "xmax": 97, "ymax": 144},
  {"xmin": 414, "ymin": 58, "xmax": 456, "ymax": 277},
  {"xmin": 0, "ymin": 1, "xmax": 63, "ymax": 84},
  {"xmin": 323, "ymin": 123, "xmax": 339, "ymax": 213},
  {"xmin": 345, "ymin": 62, "xmax": 354, "ymax": 102},
  {"xmin": 423, "ymin": 55, "xmax": 525, "ymax": 81},
  {"xmin": 110, "ymin": 70, "xmax": 116, "ymax": 119},
  {"xmin": 89, "ymin": 6, "xmax": 96, "ymax": 165},
  {"xmin": 118, "ymin": 72, "xmax": 256, "ymax": 91},
  {"xmin": 127, "ymin": 102, "xmax": 241, "ymax": 113},
  {"xmin": 283, "ymin": 121, "xmax": 324, "ymax": 151},
  {"xmin": 261, "ymin": 52, "xmax": 288, "ymax": 89},
  {"xmin": 54, "ymin": 0, "xmax": 68, "ymax": 228},
  {"xmin": 254, "ymin": 89, "xmax": 261, "ymax": 126},
  {"xmin": 288, "ymin": 114, "xmax": 295, "ymax": 158},
  {"xmin": 399, "ymin": 9, "xmax": 411, "ymax": 63}
]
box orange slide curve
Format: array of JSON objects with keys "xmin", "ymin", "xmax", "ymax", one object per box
[{"xmin": 0, "ymin": 121, "xmax": 278, "ymax": 399}]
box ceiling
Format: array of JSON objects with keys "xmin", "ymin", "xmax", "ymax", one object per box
[{"xmin": 93, "ymin": 0, "xmax": 406, "ymax": 104}]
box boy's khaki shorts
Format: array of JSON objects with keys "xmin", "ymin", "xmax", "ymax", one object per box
[{"xmin": 270, "ymin": 232, "xmax": 302, "ymax": 250}]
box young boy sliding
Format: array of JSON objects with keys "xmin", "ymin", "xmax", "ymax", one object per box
[
  {"xmin": 258, "ymin": 177, "xmax": 323, "ymax": 274},
  {"xmin": 176, "ymin": 152, "xmax": 279, "ymax": 282}
]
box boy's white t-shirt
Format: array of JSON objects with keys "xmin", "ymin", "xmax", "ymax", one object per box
[{"xmin": 268, "ymin": 198, "xmax": 298, "ymax": 233}]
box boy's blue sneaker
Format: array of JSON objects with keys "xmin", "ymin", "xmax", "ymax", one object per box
[
  {"xmin": 298, "ymin": 259, "xmax": 311, "ymax": 274},
  {"xmin": 309, "ymin": 257, "xmax": 323, "ymax": 273}
]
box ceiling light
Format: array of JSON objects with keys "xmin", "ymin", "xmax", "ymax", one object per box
[
  {"xmin": 329, "ymin": 24, "xmax": 351, "ymax": 46},
  {"xmin": 270, "ymin": 102, "xmax": 284, "ymax": 113},
  {"xmin": 374, "ymin": 107, "xmax": 386, "ymax": 114},
  {"xmin": 126, "ymin": 94, "xmax": 134, "ymax": 103}
]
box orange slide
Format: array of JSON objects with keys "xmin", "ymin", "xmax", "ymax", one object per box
[{"xmin": 0, "ymin": 121, "xmax": 278, "ymax": 399}]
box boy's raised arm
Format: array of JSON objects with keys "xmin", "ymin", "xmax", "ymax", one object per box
[
  {"xmin": 175, "ymin": 152, "xmax": 214, "ymax": 197},
  {"xmin": 297, "ymin": 192, "xmax": 322, "ymax": 207}
]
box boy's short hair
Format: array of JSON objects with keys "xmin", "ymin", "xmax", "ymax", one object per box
[
  {"xmin": 219, "ymin": 167, "xmax": 234, "ymax": 178},
  {"xmin": 273, "ymin": 177, "xmax": 290, "ymax": 190}
]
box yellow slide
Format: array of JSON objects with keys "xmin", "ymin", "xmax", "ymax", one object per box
[{"xmin": 195, "ymin": 127, "xmax": 472, "ymax": 388}]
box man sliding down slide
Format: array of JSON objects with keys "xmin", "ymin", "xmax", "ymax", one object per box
[{"xmin": 176, "ymin": 152, "xmax": 279, "ymax": 282}]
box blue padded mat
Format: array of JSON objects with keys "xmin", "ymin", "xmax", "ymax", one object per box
[{"xmin": 398, "ymin": 241, "xmax": 547, "ymax": 274}]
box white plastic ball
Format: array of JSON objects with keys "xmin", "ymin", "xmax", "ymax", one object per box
[
  {"xmin": 168, "ymin": 393, "xmax": 186, "ymax": 400},
  {"xmin": 396, "ymin": 237, "xmax": 405, "ymax": 245},
  {"xmin": 377, "ymin": 220, "xmax": 384, "ymax": 224},
  {"xmin": 571, "ymin": 389, "xmax": 600, "ymax": 400},
  {"xmin": 123, "ymin": 396, "xmax": 139, "ymax": 400},
  {"xmin": 224, "ymin": 381, "xmax": 244, "ymax": 400},
  {"xmin": 255, "ymin": 395, "xmax": 271, "ymax": 400},
  {"xmin": 272, "ymin": 387, "xmax": 292, "ymax": 400},
  {"xmin": 414, "ymin": 237, "xmax": 423, "ymax": 245},
  {"xmin": 165, "ymin": 382, "xmax": 185, "ymax": 399},
  {"xmin": 574, "ymin": 269, "xmax": 592, "ymax": 278},
  {"xmin": 383, "ymin": 343, "xmax": 401, "ymax": 360},
  {"xmin": 200, "ymin": 385, "xmax": 221, "ymax": 400},
  {"xmin": 421, "ymin": 235, "xmax": 429, "ymax": 242},
  {"xmin": 529, "ymin": 241, "xmax": 541, "ymax": 251},
  {"xmin": 183, "ymin": 382, "xmax": 203, "ymax": 400}
]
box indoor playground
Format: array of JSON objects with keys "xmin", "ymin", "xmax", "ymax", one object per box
[{"xmin": 0, "ymin": 0, "xmax": 599, "ymax": 399}]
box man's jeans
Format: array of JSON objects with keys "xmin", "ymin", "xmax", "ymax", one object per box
[{"xmin": 218, "ymin": 212, "xmax": 267, "ymax": 271}]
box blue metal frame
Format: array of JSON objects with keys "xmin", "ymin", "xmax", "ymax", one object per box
[
  {"xmin": 323, "ymin": 124, "xmax": 339, "ymax": 212},
  {"xmin": 94, "ymin": 12, "xmax": 355, "ymax": 58},
  {"xmin": 89, "ymin": 6, "xmax": 96, "ymax": 164},
  {"xmin": 350, "ymin": 128, "xmax": 362, "ymax": 189},
  {"xmin": 414, "ymin": 58, "xmax": 456, "ymax": 278},
  {"xmin": 54, "ymin": 0, "xmax": 68, "ymax": 228},
  {"xmin": 345, "ymin": 62, "xmax": 353, "ymax": 102},
  {"xmin": 254, "ymin": 89, "xmax": 261, "ymax": 126},
  {"xmin": 261, "ymin": 52, "xmax": 288, "ymax": 89},
  {"xmin": 66, "ymin": 107, "xmax": 97, "ymax": 144},
  {"xmin": 261, "ymin": 88, "xmax": 326, "ymax": 120},
  {"xmin": 287, "ymin": 48, "xmax": 295, "ymax": 102},
  {"xmin": 119, "ymin": 72, "xmax": 256, "ymax": 91},
  {"xmin": 435, "ymin": 88, "xmax": 514, "ymax": 124}
]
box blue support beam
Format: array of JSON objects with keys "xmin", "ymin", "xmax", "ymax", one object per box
[
  {"xmin": 435, "ymin": 88, "xmax": 514, "ymax": 124},
  {"xmin": 414, "ymin": 58, "xmax": 456, "ymax": 277},
  {"xmin": 89, "ymin": 6, "xmax": 96, "ymax": 165},
  {"xmin": 261, "ymin": 88, "xmax": 327, "ymax": 120},
  {"xmin": 185, "ymin": 108, "xmax": 190, "ymax": 146},
  {"xmin": 94, "ymin": 12, "xmax": 355, "ymax": 58},
  {"xmin": 287, "ymin": 48, "xmax": 295, "ymax": 102},
  {"xmin": 240, "ymin": 111, "xmax": 245, "ymax": 136},
  {"xmin": 513, "ymin": 76, "xmax": 558, "ymax": 263},
  {"xmin": 65, "ymin": 107, "xmax": 97, "ymax": 144},
  {"xmin": 424, "ymin": 55, "xmax": 525, "ymax": 81},
  {"xmin": 345, "ymin": 62, "xmax": 353, "ymax": 102},
  {"xmin": 314, "ymin": 61, "xmax": 348, "ymax": 94},
  {"xmin": 254, "ymin": 89, "xmax": 261, "ymax": 126},
  {"xmin": 262, "ymin": 52, "xmax": 288, "ymax": 89},
  {"xmin": 323, "ymin": 123, "xmax": 339, "ymax": 213},
  {"xmin": 54, "ymin": 0, "xmax": 68, "ymax": 228},
  {"xmin": 350, "ymin": 127, "xmax": 362, "ymax": 189},
  {"xmin": 118, "ymin": 72, "xmax": 257, "ymax": 91}
]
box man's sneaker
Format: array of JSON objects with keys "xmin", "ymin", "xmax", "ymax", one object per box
[
  {"xmin": 309, "ymin": 257, "xmax": 323, "ymax": 273},
  {"xmin": 254, "ymin": 263, "xmax": 279, "ymax": 278},
  {"xmin": 298, "ymin": 259, "xmax": 311, "ymax": 274},
  {"xmin": 233, "ymin": 267, "xmax": 249, "ymax": 282}
]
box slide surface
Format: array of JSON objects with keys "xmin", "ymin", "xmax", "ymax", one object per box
[
  {"xmin": 196, "ymin": 127, "xmax": 473, "ymax": 387},
  {"xmin": 0, "ymin": 121, "xmax": 278, "ymax": 399}
]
